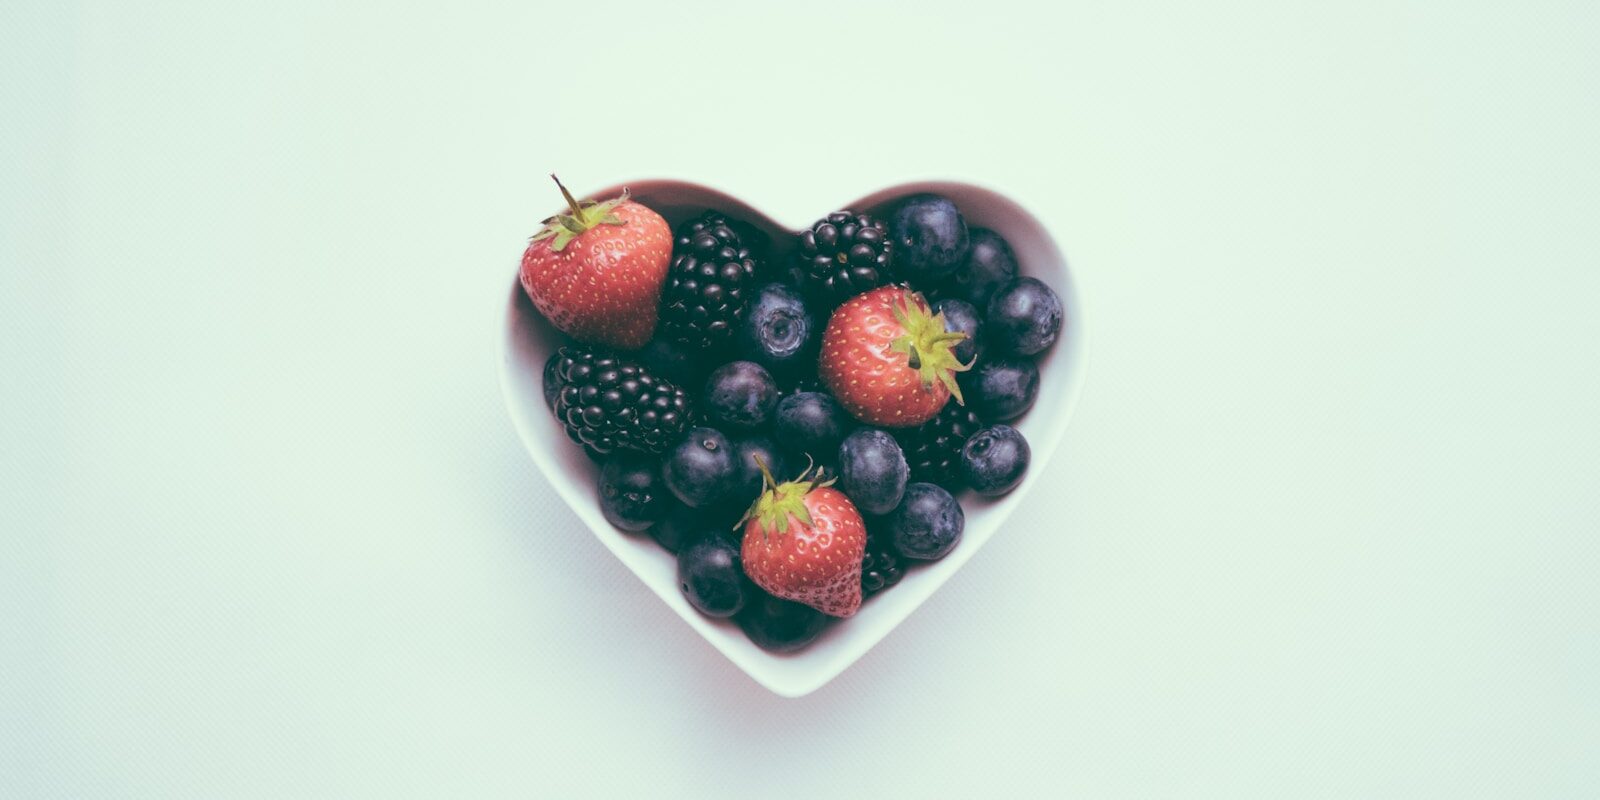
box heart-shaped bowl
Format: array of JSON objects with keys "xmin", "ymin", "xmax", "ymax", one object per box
[{"xmin": 500, "ymin": 179, "xmax": 1088, "ymax": 697}]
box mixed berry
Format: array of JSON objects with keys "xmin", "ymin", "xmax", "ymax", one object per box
[{"xmin": 519, "ymin": 177, "xmax": 1064, "ymax": 653}]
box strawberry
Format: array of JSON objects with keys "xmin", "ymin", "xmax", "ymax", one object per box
[
  {"xmin": 739, "ymin": 460, "xmax": 867, "ymax": 618},
  {"xmin": 520, "ymin": 176, "xmax": 672, "ymax": 349},
  {"xmin": 819, "ymin": 285, "xmax": 972, "ymax": 428}
]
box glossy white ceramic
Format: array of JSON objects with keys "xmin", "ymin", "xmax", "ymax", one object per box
[{"xmin": 500, "ymin": 180, "xmax": 1087, "ymax": 696}]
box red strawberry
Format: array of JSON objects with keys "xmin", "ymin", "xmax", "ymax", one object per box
[
  {"xmin": 519, "ymin": 176, "xmax": 672, "ymax": 349},
  {"xmin": 819, "ymin": 285, "xmax": 972, "ymax": 428},
  {"xmin": 739, "ymin": 460, "xmax": 867, "ymax": 618}
]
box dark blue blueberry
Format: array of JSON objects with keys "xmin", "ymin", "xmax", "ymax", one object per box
[
  {"xmin": 735, "ymin": 590, "xmax": 830, "ymax": 653},
  {"xmin": 598, "ymin": 452, "xmax": 673, "ymax": 531},
  {"xmin": 986, "ymin": 277, "xmax": 1063, "ymax": 356},
  {"xmin": 965, "ymin": 358, "xmax": 1039, "ymax": 422},
  {"xmin": 702, "ymin": 361, "xmax": 779, "ymax": 432},
  {"xmin": 886, "ymin": 482, "xmax": 964, "ymax": 561},
  {"xmin": 738, "ymin": 283, "xmax": 817, "ymax": 377},
  {"xmin": 773, "ymin": 391, "xmax": 851, "ymax": 459},
  {"xmin": 542, "ymin": 351, "xmax": 563, "ymax": 413},
  {"xmin": 887, "ymin": 193, "xmax": 970, "ymax": 284},
  {"xmin": 944, "ymin": 228, "xmax": 1018, "ymax": 309},
  {"xmin": 638, "ymin": 337, "xmax": 707, "ymax": 388},
  {"xmin": 678, "ymin": 534, "xmax": 749, "ymax": 617},
  {"xmin": 649, "ymin": 504, "xmax": 704, "ymax": 553},
  {"xmin": 783, "ymin": 374, "xmax": 826, "ymax": 397},
  {"xmin": 653, "ymin": 499, "xmax": 746, "ymax": 553},
  {"xmin": 837, "ymin": 428, "xmax": 909, "ymax": 516},
  {"xmin": 663, "ymin": 427, "xmax": 738, "ymax": 508},
  {"xmin": 730, "ymin": 435, "xmax": 789, "ymax": 507},
  {"xmin": 703, "ymin": 497, "xmax": 756, "ymax": 534},
  {"xmin": 933, "ymin": 298, "xmax": 982, "ymax": 366},
  {"xmin": 959, "ymin": 424, "xmax": 1030, "ymax": 497}
]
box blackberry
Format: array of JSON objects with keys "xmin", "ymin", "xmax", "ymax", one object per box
[
  {"xmin": 659, "ymin": 212, "xmax": 759, "ymax": 353},
  {"xmin": 797, "ymin": 211, "xmax": 893, "ymax": 306},
  {"xmin": 551, "ymin": 346, "xmax": 691, "ymax": 456},
  {"xmin": 895, "ymin": 401, "xmax": 983, "ymax": 487},
  {"xmin": 860, "ymin": 544, "xmax": 904, "ymax": 597},
  {"xmin": 675, "ymin": 211, "xmax": 752, "ymax": 256},
  {"xmin": 542, "ymin": 350, "xmax": 564, "ymax": 413},
  {"xmin": 681, "ymin": 211, "xmax": 773, "ymax": 271}
]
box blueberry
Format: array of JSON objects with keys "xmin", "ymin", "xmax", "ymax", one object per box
[
  {"xmin": 730, "ymin": 435, "xmax": 789, "ymax": 506},
  {"xmin": 944, "ymin": 228, "xmax": 1018, "ymax": 309},
  {"xmin": 966, "ymin": 358, "xmax": 1039, "ymax": 421},
  {"xmin": 738, "ymin": 283, "xmax": 817, "ymax": 378},
  {"xmin": 773, "ymin": 391, "xmax": 850, "ymax": 459},
  {"xmin": 986, "ymin": 277, "xmax": 1062, "ymax": 356},
  {"xmin": 654, "ymin": 499, "xmax": 746, "ymax": 553},
  {"xmin": 663, "ymin": 427, "xmax": 738, "ymax": 508},
  {"xmin": 886, "ymin": 482, "xmax": 964, "ymax": 561},
  {"xmin": 959, "ymin": 425, "xmax": 1030, "ymax": 497},
  {"xmin": 887, "ymin": 193, "xmax": 970, "ymax": 283},
  {"xmin": 598, "ymin": 452, "xmax": 673, "ymax": 531},
  {"xmin": 542, "ymin": 351, "xmax": 563, "ymax": 413},
  {"xmin": 932, "ymin": 298, "xmax": 981, "ymax": 366},
  {"xmin": 837, "ymin": 428, "xmax": 909, "ymax": 516},
  {"xmin": 702, "ymin": 496, "xmax": 756, "ymax": 533},
  {"xmin": 678, "ymin": 534, "xmax": 749, "ymax": 618},
  {"xmin": 735, "ymin": 590, "xmax": 830, "ymax": 653},
  {"xmin": 649, "ymin": 504, "xmax": 702, "ymax": 553},
  {"xmin": 702, "ymin": 361, "xmax": 779, "ymax": 432},
  {"xmin": 638, "ymin": 337, "xmax": 706, "ymax": 388}
]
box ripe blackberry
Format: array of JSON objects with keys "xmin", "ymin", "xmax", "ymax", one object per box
[
  {"xmin": 674, "ymin": 211, "xmax": 743, "ymax": 254},
  {"xmin": 798, "ymin": 211, "xmax": 894, "ymax": 306},
  {"xmin": 895, "ymin": 401, "xmax": 983, "ymax": 487},
  {"xmin": 659, "ymin": 212, "xmax": 759, "ymax": 353},
  {"xmin": 860, "ymin": 544, "xmax": 904, "ymax": 597},
  {"xmin": 542, "ymin": 350, "xmax": 564, "ymax": 413},
  {"xmin": 681, "ymin": 211, "xmax": 773, "ymax": 267},
  {"xmin": 551, "ymin": 346, "xmax": 692, "ymax": 456}
]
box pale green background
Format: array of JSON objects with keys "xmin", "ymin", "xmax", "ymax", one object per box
[{"xmin": 3, "ymin": 1, "xmax": 1597, "ymax": 797}]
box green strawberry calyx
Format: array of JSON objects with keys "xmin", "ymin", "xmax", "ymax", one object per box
[
  {"xmin": 737, "ymin": 457, "xmax": 835, "ymax": 541},
  {"xmin": 888, "ymin": 291, "xmax": 974, "ymax": 404},
  {"xmin": 530, "ymin": 174, "xmax": 628, "ymax": 252}
]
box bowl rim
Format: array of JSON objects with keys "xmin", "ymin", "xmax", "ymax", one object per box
[{"xmin": 497, "ymin": 177, "xmax": 1090, "ymax": 697}]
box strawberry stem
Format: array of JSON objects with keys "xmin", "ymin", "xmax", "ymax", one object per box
[
  {"xmin": 529, "ymin": 175, "xmax": 630, "ymax": 252},
  {"xmin": 754, "ymin": 454, "xmax": 778, "ymax": 492},
  {"xmin": 887, "ymin": 291, "xmax": 975, "ymax": 404},
  {"xmin": 551, "ymin": 174, "xmax": 584, "ymax": 219},
  {"xmin": 737, "ymin": 456, "xmax": 835, "ymax": 540}
]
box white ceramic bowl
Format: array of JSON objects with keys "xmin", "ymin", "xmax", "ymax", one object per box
[{"xmin": 499, "ymin": 180, "xmax": 1088, "ymax": 697}]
